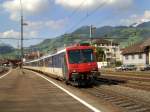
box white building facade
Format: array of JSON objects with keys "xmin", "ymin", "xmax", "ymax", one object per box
[
  {"xmin": 122, "ymin": 39, "xmax": 150, "ymax": 67},
  {"xmin": 123, "ymin": 53, "xmax": 147, "ymax": 66},
  {"xmin": 94, "ymin": 39, "xmax": 121, "ymax": 61}
]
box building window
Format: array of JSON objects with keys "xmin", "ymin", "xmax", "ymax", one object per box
[
  {"xmin": 125, "ymin": 55, "xmax": 128, "ymax": 60},
  {"xmin": 114, "ymin": 48, "xmax": 117, "ymax": 52},
  {"xmin": 139, "ymin": 54, "xmax": 143, "ymax": 59},
  {"xmin": 132, "ymin": 55, "xmax": 135, "ymax": 59}
]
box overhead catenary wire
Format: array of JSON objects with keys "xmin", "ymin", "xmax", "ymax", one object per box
[
  {"xmin": 0, "ymin": 1, "xmax": 126, "ymax": 41},
  {"xmin": 0, "ymin": 1, "xmax": 86, "ymax": 41},
  {"xmin": 65, "ymin": 0, "xmax": 107, "ymax": 33},
  {"xmin": 68, "ymin": 0, "xmax": 86, "ymax": 19},
  {"xmin": 0, "ymin": 37, "xmax": 51, "ymax": 40}
]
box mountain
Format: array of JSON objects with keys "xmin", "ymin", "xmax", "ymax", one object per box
[
  {"xmin": 28, "ymin": 21, "xmax": 150, "ymax": 54},
  {"xmin": 0, "ymin": 44, "xmax": 15, "ymax": 54},
  {"xmin": 137, "ymin": 21, "xmax": 150, "ymax": 28},
  {"xmin": 0, "ymin": 43, "xmax": 19, "ymax": 59},
  {"xmin": 1, "ymin": 21, "xmax": 150, "ymax": 59}
]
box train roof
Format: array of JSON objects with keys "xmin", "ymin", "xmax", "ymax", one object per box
[
  {"xmin": 44, "ymin": 49, "xmax": 66, "ymax": 59},
  {"xmin": 25, "ymin": 49, "xmax": 66, "ymax": 63},
  {"xmin": 66, "ymin": 45, "xmax": 93, "ymax": 50}
]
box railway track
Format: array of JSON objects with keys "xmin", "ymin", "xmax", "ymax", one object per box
[
  {"xmin": 97, "ymin": 77, "xmax": 150, "ymax": 91},
  {"xmin": 101, "ymin": 70, "xmax": 150, "ymax": 77},
  {"xmin": 97, "ymin": 73, "xmax": 150, "ymax": 91},
  {"xmin": 122, "ymin": 81, "xmax": 150, "ymax": 91},
  {"xmin": 82, "ymin": 87, "xmax": 150, "ymax": 112},
  {"xmin": 100, "ymin": 74, "xmax": 150, "ymax": 82}
]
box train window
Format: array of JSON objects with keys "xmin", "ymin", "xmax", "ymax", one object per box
[
  {"xmin": 68, "ymin": 50, "xmax": 81, "ymax": 64},
  {"xmin": 45, "ymin": 58, "xmax": 49, "ymax": 67},
  {"xmin": 68, "ymin": 49, "xmax": 94, "ymax": 64},
  {"xmin": 82, "ymin": 49, "xmax": 94, "ymax": 62}
]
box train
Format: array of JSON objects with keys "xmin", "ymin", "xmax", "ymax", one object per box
[{"xmin": 24, "ymin": 44, "xmax": 100, "ymax": 86}]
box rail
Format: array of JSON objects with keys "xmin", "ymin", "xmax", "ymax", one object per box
[{"xmin": 101, "ymin": 69, "xmax": 150, "ymax": 77}]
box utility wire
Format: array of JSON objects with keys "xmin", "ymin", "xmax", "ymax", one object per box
[
  {"xmin": 0, "ymin": 38, "xmax": 51, "ymax": 40},
  {"xmin": 65, "ymin": 1, "xmax": 107, "ymax": 33},
  {"xmin": 68, "ymin": 0, "xmax": 86, "ymax": 18}
]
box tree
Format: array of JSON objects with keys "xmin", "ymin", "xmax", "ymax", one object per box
[{"xmin": 95, "ymin": 47, "xmax": 106, "ymax": 62}]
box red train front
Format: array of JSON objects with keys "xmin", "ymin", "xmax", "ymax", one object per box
[{"xmin": 65, "ymin": 45, "xmax": 100, "ymax": 86}]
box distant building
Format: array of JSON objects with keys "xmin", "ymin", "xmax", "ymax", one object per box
[
  {"xmin": 25, "ymin": 51, "xmax": 43, "ymax": 60},
  {"xmin": 122, "ymin": 38, "xmax": 150, "ymax": 67},
  {"xmin": 93, "ymin": 39, "xmax": 121, "ymax": 65}
]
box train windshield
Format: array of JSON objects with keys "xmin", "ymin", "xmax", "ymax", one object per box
[{"xmin": 68, "ymin": 49, "xmax": 94, "ymax": 64}]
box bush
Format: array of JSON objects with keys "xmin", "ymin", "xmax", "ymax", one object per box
[{"xmin": 115, "ymin": 61, "xmax": 122, "ymax": 67}]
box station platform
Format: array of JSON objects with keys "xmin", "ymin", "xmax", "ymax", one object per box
[{"xmin": 0, "ymin": 69, "xmax": 92, "ymax": 112}]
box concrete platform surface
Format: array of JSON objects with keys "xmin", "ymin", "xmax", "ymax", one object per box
[{"xmin": 0, "ymin": 69, "xmax": 92, "ymax": 112}]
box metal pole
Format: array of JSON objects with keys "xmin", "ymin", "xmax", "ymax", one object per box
[
  {"xmin": 20, "ymin": 0, "xmax": 23, "ymax": 68},
  {"xmin": 110, "ymin": 40, "xmax": 113, "ymax": 66},
  {"xmin": 90, "ymin": 25, "xmax": 92, "ymax": 44},
  {"xmin": 21, "ymin": 16, "xmax": 23, "ymax": 67}
]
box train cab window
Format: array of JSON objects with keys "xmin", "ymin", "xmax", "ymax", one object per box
[
  {"xmin": 68, "ymin": 49, "xmax": 94, "ymax": 64},
  {"xmin": 68, "ymin": 50, "xmax": 80, "ymax": 64},
  {"xmin": 82, "ymin": 49, "xmax": 94, "ymax": 62}
]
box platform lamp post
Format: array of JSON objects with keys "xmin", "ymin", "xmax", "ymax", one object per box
[{"xmin": 20, "ymin": 0, "xmax": 28, "ymax": 68}]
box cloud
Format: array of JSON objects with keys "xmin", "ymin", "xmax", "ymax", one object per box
[
  {"xmin": 55, "ymin": 0, "xmax": 133, "ymax": 10},
  {"xmin": 121, "ymin": 10, "xmax": 150, "ymax": 26},
  {"xmin": 0, "ymin": 29, "xmax": 38, "ymax": 39},
  {"xmin": 26, "ymin": 18, "xmax": 68, "ymax": 31},
  {"xmin": 2, "ymin": 0, "xmax": 50, "ymax": 21},
  {"xmin": 0, "ymin": 29, "xmax": 20, "ymax": 38}
]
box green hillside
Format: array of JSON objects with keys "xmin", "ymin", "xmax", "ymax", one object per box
[
  {"xmin": 1, "ymin": 21, "xmax": 150, "ymax": 59},
  {"xmin": 29, "ymin": 21, "xmax": 150, "ymax": 53}
]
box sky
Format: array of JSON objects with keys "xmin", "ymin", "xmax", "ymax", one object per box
[{"xmin": 0, "ymin": 0, "xmax": 150, "ymax": 48}]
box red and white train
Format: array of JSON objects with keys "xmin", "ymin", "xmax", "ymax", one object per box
[{"xmin": 24, "ymin": 44, "xmax": 100, "ymax": 86}]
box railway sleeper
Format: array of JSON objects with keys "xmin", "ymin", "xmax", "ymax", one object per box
[
  {"xmin": 133, "ymin": 107, "xmax": 150, "ymax": 112},
  {"xmin": 113, "ymin": 100, "xmax": 130, "ymax": 105},
  {"xmin": 118, "ymin": 102, "xmax": 135, "ymax": 107},
  {"xmin": 125, "ymin": 105, "xmax": 143, "ymax": 110},
  {"xmin": 108, "ymin": 98, "xmax": 124, "ymax": 102},
  {"xmin": 103, "ymin": 96, "xmax": 116, "ymax": 100}
]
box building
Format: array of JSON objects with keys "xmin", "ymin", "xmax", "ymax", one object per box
[
  {"xmin": 24, "ymin": 51, "xmax": 43, "ymax": 61},
  {"xmin": 122, "ymin": 38, "xmax": 150, "ymax": 67},
  {"xmin": 93, "ymin": 39, "xmax": 121, "ymax": 65}
]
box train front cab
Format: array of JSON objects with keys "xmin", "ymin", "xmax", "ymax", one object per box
[{"xmin": 64, "ymin": 46, "xmax": 100, "ymax": 86}]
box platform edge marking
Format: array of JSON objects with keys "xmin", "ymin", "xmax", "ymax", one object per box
[
  {"xmin": 34, "ymin": 71, "xmax": 102, "ymax": 112},
  {"xmin": 0, "ymin": 69, "xmax": 12, "ymax": 79}
]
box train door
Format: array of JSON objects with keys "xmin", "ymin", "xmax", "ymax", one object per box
[
  {"xmin": 62, "ymin": 54, "xmax": 68, "ymax": 80},
  {"xmin": 52, "ymin": 56, "xmax": 54, "ymax": 72}
]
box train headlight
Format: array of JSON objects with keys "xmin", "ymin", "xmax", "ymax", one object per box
[
  {"xmin": 92, "ymin": 68, "xmax": 97, "ymax": 71},
  {"xmin": 72, "ymin": 70, "xmax": 76, "ymax": 72}
]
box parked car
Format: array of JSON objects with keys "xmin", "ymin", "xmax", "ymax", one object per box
[
  {"xmin": 115, "ymin": 64, "xmax": 137, "ymax": 71},
  {"xmin": 115, "ymin": 65, "xmax": 128, "ymax": 71},
  {"xmin": 126, "ymin": 65, "xmax": 137, "ymax": 71},
  {"xmin": 140, "ymin": 65, "xmax": 150, "ymax": 71}
]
